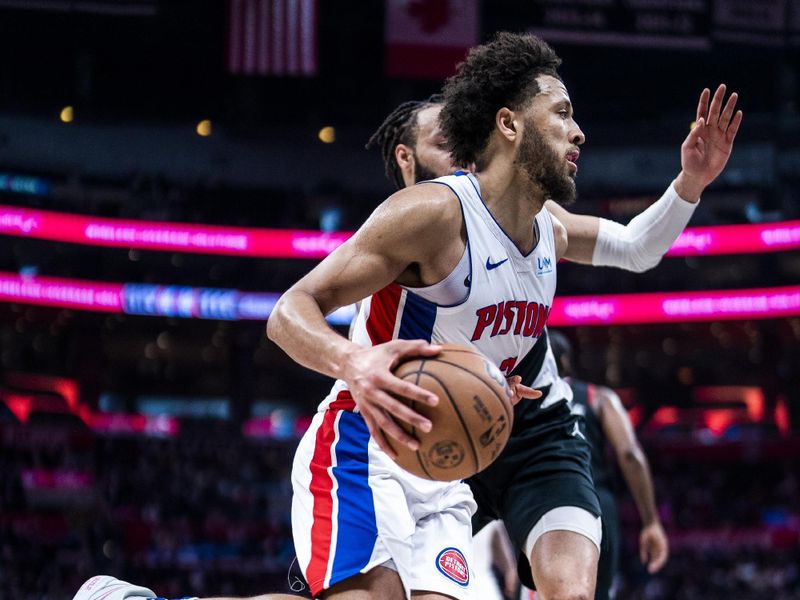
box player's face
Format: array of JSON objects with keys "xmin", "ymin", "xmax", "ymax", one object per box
[
  {"xmin": 412, "ymin": 105, "xmax": 459, "ymax": 182},
  {"xmin": 516, "ymin": 75, "xmax": 585, "ymax": 206}
]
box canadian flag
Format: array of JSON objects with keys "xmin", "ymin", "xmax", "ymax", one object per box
[
  {"xmin": 227, "ymin": 0, "xmax": 317, "ymax": 76},
  {"xmin": 385, "ymin": 0, "xmax": 479, "ymax": 79}
]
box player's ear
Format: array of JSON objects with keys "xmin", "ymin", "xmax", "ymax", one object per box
[
  {"xmin": 496, "ymin": 107, "xmax": 517, "ymax": 142},
  {"xmin": 395, "ymin": 144, "xmax": 414, "ymax": 171}
]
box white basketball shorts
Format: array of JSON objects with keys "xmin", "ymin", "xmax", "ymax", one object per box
[{"xmin": 291, "ymin": 395, "xmax": 477, "ymax": 598}]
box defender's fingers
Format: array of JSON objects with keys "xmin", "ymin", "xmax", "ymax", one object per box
[
  {"xmin": 708, "ymin": 83, "xmax": 726, "ymax": 125},
  {"xmin": 726, "ymin": 110, "xmax": 743, "ymax": 143},
  {"xmin": 718, "ymin": 92, "xmax": 738, "ymax": 129},
  {"xmin": 686, "ymin": 117, "xmax": 705, "ymax": 144},
  {"xmin": 515, "ymin": 384, "xmax": 542, "ymax": 399},
  {"xmin": 696, "ymin": 87, "xmax": 710, "ymax": 121}
]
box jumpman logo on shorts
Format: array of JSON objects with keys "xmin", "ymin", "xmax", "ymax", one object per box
[{"xmin": 570, "ymin": 421, "xmax": 586, "ymax": 441}]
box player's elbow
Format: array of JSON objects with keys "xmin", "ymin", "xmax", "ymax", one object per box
[
  {"xmin": 266, "ymin": 293, "xmax": 291, "ymax": 344},
  {"xmin": 629, "ymin": 250, "xmax": 663, "ymax": 273}
]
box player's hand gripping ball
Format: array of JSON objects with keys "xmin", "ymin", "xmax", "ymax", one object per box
[{"xmin": 388, "ymin": 343, "xmax": 514, "ymax": 481}]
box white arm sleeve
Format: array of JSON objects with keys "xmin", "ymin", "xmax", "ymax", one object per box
[{"xmin": 591, "ymin": 182, "xmax": 698, "ymax": 273}]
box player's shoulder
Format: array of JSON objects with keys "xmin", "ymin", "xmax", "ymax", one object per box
[{"xmin": 372, "ymin": 181, "xmax": 463, "ymax": 233}]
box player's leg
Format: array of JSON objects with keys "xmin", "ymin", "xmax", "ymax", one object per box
[
  {"xmin": 320, "ymin": 564, "xmax": 464, "ymax": 600},
  {"xmin": 291, "ymin": 407, "xmax": 411, "ymax": 599},
  {"xmin": 319, "ymin": 565, "xmax": 405, "ymax": 599},
  {"xmin": 525, "ymin": 507, "xmax": 601, "ymax": 600},
  {"xmin": 470, "ymin": 399, "xmax": 602, "ymax": 599}
]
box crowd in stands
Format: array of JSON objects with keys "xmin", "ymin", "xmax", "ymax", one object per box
[{"xmin": 1, "ymin": 419, "xmax": 798, "ymax": 600}]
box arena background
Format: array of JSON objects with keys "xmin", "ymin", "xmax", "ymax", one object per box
[{"xmin": 0, "ymin": 1, "xmax": 799, "ymax": 599}]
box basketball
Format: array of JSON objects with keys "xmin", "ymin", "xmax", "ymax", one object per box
[{"xmin": 388, "ymin": 343, "xmax": 515, "ymax": 481}]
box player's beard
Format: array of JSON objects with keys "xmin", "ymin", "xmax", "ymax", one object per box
[
  {"xmin": 414, "ymin": 160, "xmax": 441, "ymax": 184},
  {"xmin": 515, "ymin": 118, "xmax": 577, "ymax": 207}
]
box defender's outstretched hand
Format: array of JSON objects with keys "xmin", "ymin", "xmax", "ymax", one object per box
[{"xmin": 676, "ymin": 84, "xmax": 743, "ymax": 201}]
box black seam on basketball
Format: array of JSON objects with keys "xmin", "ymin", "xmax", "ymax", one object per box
[
  {"xmin": 411, "ymin": 363, "xmax": 434, "ymax": 480},
  {"xmin": 432, "ymin": 359, "xmax": 513, "ymax": 424},
  {"xmin": 415, "ymin": 370, "xmax": 479, "ymax": 473}
]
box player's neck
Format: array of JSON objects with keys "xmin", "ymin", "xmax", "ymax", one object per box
[{"xmin": 475, "ymin": 162, "xmax": 546, "ymax": 255}]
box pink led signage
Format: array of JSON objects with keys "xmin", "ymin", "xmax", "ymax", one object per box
[
  {"xmin": 549, "ymin": 285, "xmax": 800, "ymax": 326},
  {"xmin": 1, "ymin": 272, "xmax": 799, "ymax": 325},
  {"xmin": 0, "ymin": 273, "xmax": 123, "ymax": 312},
  {"xmin": 2, "ymin": 204, "xmax": 799, "ymax": 259},
  {"xmin": 0, "ymin": 205, "xmax": 350, "ymax": 258},
  {"xmin": 666, "ymin": 221, "xmax": 800, "ymax": 256}
]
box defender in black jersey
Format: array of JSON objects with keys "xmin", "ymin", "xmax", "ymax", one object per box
[{"xmin": 550, "ymin": 331, "xmax": 669, "ymax": 599}]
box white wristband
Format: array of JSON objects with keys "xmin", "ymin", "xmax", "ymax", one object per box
[{"xmin": 591, "ymin": 182, "xmax": 698, "ymax": 273}]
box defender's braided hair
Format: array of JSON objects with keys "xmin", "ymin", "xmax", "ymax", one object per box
[{"xmin": 366, "ymin": 94, "xmax": 443, "ymax": 190}]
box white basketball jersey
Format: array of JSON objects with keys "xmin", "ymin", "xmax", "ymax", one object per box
[{"xmin": 320, "ymin": 171, "xmax": 570, "ymax": 412}]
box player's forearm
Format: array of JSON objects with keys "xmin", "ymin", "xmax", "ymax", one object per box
[
  {"xmin": 590, "ymin": 178, "xmax": 698, "ymax": 272},
  {"xmin": 617, "ymin": 446, "xmax": 660, "ymax": 526},
  {"xmin": 267, "ymin": 289, "xmax": 357, "ymax": 380}
]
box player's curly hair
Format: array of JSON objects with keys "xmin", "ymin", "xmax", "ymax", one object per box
[
  {"xmin": 366, "ymin": 94, "xmax": 443, "ymax": 190},
  {"xmin": 441, "ymin": 32, "xmax": 562, "ymax": 167}
]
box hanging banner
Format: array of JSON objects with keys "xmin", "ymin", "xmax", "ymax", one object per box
[{"xmin": 385, "ymin": 0, "xmax": 479, "ymax": 79}]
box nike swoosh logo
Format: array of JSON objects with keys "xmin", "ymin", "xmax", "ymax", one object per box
[{"xmin": 486, "ymin": 257, "xmax": 509, "ymax": 270}]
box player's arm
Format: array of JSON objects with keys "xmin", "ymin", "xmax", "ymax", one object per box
[
  {"xmin": 593, "ymin": 385, "xmax": 669, "ymax": 573},
  {"xmin": 548, "ymin": 84, "xmax": 743, "ymax": 270},
  {"xmin": 267, "ymin": 184, "xmax": 460, "ymax": 456}
]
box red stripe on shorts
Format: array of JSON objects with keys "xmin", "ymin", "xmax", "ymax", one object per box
[
  {"xmin": 365, "ymin": 283, "xmax": 402, "ymax": 345},
  {"xmin": 306, "ymin": 406, "xmax": 340, "ymax": 594}
]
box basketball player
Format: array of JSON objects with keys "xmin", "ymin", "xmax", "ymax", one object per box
[
  {"xmin": 365, "ymin": 80, "xmax": 723, "ymax": 597},
  {"xmin": 547, "ymin": 331, "xmax": 668, "ymax": 600},
  {"xmin": 74, "ymin": 32, "xmax": 741, "ymax": 600},
  {"xmin": 267, "ymin": 32, "xmax": 741, "ymax": 600}
]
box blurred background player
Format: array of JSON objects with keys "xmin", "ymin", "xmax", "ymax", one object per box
[
  {"xmin": 471, "ymin": 521, "xmax": 519, "ymax": 600},
  {"xmin": 549, "ymin": 330, "xmax": 669, "ymax": 600}
]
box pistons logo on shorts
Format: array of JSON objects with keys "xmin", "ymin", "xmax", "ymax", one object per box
[{"xmin": 435, "ymin": 547, "xmax": 469, "ymax": 586}]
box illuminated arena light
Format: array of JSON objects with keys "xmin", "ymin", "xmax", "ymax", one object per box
[
  {"xmin": 1, "ymin": 204, "xmax": 799, "ymax": 258},
  {"xmin": 1, "ymin": 271, "xmax": 798, "ymax": 325}
]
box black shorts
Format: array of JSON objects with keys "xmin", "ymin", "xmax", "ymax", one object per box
[{"xmin": 467, "ymin": 396, "xmax": 600, "ymax": 588}]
